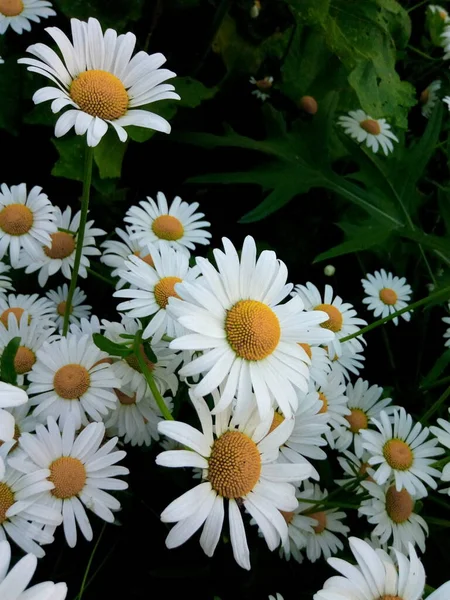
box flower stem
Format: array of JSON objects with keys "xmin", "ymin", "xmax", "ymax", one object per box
[
  {"xmin": 62, "ymin": 146, "xmax": 94, "ymax": 336},
  {"xmin": 340, "ymin": 285, "xmax": 450, "ymax": 343},
  {"xmin": 76, "ymin": 523, "xmax": 106, "ymax": 600},
  {"xmin": 421, "ymin": 385, "xmax": 450, "ymax": 424},
  {"xmin": 86, "ymin": 267, "xmax": 115, "ymax": 287}
]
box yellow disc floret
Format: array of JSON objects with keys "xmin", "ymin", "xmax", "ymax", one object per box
[
  {"xmin": 152, "ymin": 215, "xmax": 184, "ymax": 241},
  {"xmin": 315, "ymin": 303, "xmax": 343, "ymax": 333},
  {"xmin": 379, "ymin": 288, "xmax": 398, "ymax": 306},
  {"xmin": 385, "ymin": 485, "xmax": 414, "ymax": 524},
  {"xmin": 345, "ymin": 408, "xmax": 368, "ymax": 433},
  {"xmin": 0, "ymin": 0, "xmax": 24, "ymax": 17},
  {"xmin": 360, "ymin": 119, "xmax": 381, "ymax": 135},
  {"xmin": 0, "ymin": 307, "xmax": 25, "ymax": 328},
  {"xmin": 0, "ymin": 482, "xmax": 14, "ymax": 524},
  {"xmin": 70, "ymin": 70, "xmax": 129, "ymax": 121},
  {"xmin": 49, "ymin": 457, "xmax": 87, "ymax": 499},
  {"xmin": 0, "ymin": 204, "xmax": 33, "ymax": 236},
  {"xmin": 383, "ymin": 439, "xmax": 413, "ymax": 470},
  {"xmin": 154, "ymin": 276, "xmax": 182, "ymax": 309},
  {"xmin": 309, "ymin": 511, "xmax": 327, "ymax": 533},
  {"xmin": 44, "ymin": 232, "xmax": 75, "ymax": 259},
  {"xmin": 53, "ymin": 364, "xmax": 90, "ymax": 399},
  {"xmin": 14, "ymin": 346, "xmax": 36, "ymax": 374}
]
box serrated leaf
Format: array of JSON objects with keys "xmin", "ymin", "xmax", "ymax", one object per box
[
  {"xmin": 93, "ymin": 334, "xmax": 132, "ymax": 358},
  {"xmin": 314, "ymin": 225, "xmax": 391, "ymax": 262},
  {"xmin": 0, "ymin": 338, "xmax": 20, "ymax": 385}
]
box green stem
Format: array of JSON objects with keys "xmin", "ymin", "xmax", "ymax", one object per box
[
  {"xmin": 381, "ymin": 327, "xmax": 396, "ymax": 370},
  {"xmin": 162, "ymin": 334, "xmax": 175, "ymax": 342},
  {"xmin": 423, "ymin": 375, "xmax": 450, "ymax": 390},
  {"xmin": 431, "ymin": 454, "xmax": 450, "ymax": 469},
  {"xmin": 341, "ymin": 285, "xmax": 450, "ymax": 343},
  {"xmin": 421, "ymin": 385, "xmax": 450, "ymax": 424},
  {"xmin": 134, "ymin": 332, "xmax": 173, "ymax": 420},
  {"xmin": 407, "ymin": 0, "xmax": 431, "ymax": 12},
  {"xmin": 63, "ymin": 146, "xmax": 94, "ymax": 336},
  {"xmin": 407, "ymin": 45, "xmax": 441, "ymax": 61},
  {"xmin": 76, "ymin": 523, "xmax": 106, "ymax": 600},
  {"xmin": 86, "ymin": 267, "xmax": 115, "ymax": 287}
]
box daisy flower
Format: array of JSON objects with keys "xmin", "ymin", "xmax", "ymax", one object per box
[
  {"xmin": 125, "ymin": 192, "xmax": 211, "ymax": 256},
  {"xmin": 361, "ymin": 408, "xmax": 444, "ymax": 497},
  {"xmin": 69, "ymin": 315, "xmax": 102, "ymax": 339},
  {"xmin": 359, "ymin": 480, "xmax": 428, "ymax": 553},
  {"xmin": 277, "ymin": 489, "xmax": 317, "ymax": 563},
  {"xmin": 299, "ymin": 343, "xmax": 331, "ymax": 388},
  {"xmin": 361, "ymin": 269, "xmax": 412, "ymax": 325},
  {"xmin": 430, "ymin": 418, "xmax": 450, "ymax": 495},
  {"xmin": 0, "ymin": 540, "xmax": 67, "ymax": 600},
  {"xmin": 103, "ymin": 317, "xmax": 178, "ymax": 400},
  {"xmin": 156, "ymin": 391, "xmax": 313, "ymax": 570},
  {"xmin": 338, "ymin": 109, "xmax": 399, "ymax": 155},
  {"xmin": 335, "ymin": 378, "xmax": 396, "ymax": 457},
  {"xmin": 0, "ymin": 382, "xmax": 28, "ymax": 453},
  {"xmin": 421, "ymin": 80, "xmax": 441, "ymax": 118},
  {"xmin": 2, "ymin": 402, "xmax": 38, "ymax": 454},
  {"xmin": 46, "ymin": 284, "xmax": 91, "ymax": 331},
  {"xmin": 169, "ymin": 236, "xmax": 334, "ymax": 420},
  {"xmin": 100, "ymin": 226, "xmax": 154, "ymax": 289},
  {"xmin": 443, "ymin": 316, "xmax": 450, "ymax": 347},
  {"xmin": 27, "ymin": 333, "xmax": 120, "ymax": 430},
  {"xmin": 0, "ymin": 0, "xmax": 55, "ymax": 35},
  {"xmin": 114, "ymin": 243, "xmax": 199, "ymax": 344},
  {"xmin": 0, "ymin": 293, "xmax": 54, "ymax": 329},
  {"xmin": 0, "ymin": 262, "xmax": 13, "ymax": 293},
  {"xmin": 293, "ymin": 282, "xmax": 366, "ymax": 358},
  {"xmin": 250, "ymin": 76, "xmax": 273, "ymax": 101},
  {"xmin": 315, "ymin": 371, "xmax": 350, "ymax": 448},
  {"xmin": 330, "ymin": 338, "xmax": 366, "ymax": 382},
  {"xmin": 336, "ymin": 450, "xmax": 375, "ymax": 493},
  {"xmin": 429, "ymin": 4, "xmax": 450, "ymax": 21},
  {"xmin": 19, "ymin": 17, "xmax": 180, "ymax": 147},
  {"xmin": 295, "ymin": 482, "xmax": 349, "ymax": 562},
  {"xmin": 250, "ymin": 0, "xmax": 261, "ymax": 19},
  {"xmin": 11, "ymin": 416, "xmax": 129, "ymax": 548},
  {"xmin": 19, "ymin": 205, "xmax": 105, "ymax": 287},
  {"xmin": 0, "ymin": 184, "xmax": 57, "ymax": 268}
]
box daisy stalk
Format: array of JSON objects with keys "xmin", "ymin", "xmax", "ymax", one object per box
[{"xmin": 62, "ymin": 146, "xmax": 94, "ymax": 335}]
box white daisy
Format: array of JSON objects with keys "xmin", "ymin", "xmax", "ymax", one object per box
[
  {"xmin": 359, "ymin": 480, "xmax": 428, "ymax": 553},
  {"xmin": 250, "ymin": 76, "xmax": 273, "ymax": 101},
  {"xmin": 46, "ymin": 284, "xmax": 91, "ymax": 331},
  {"xmin": 315, "ymin": 371, "xmax": 350, "ymax": 448},
  {"xmin": 330, "ymin": 339, "xmax": 366, "ymax": 382},
  {"xmin": 338, "ymin": 109, "xmax": 399, "ymax": 155},
  {"xmin": 336, "ymin": 449, "xmax": 376, "ymax": 493},
  {"xmin": 169, "ymin": 236, "xmax": 334, "ymax": 420},
  {"xmin": 18, "ymin": 205, "xmax": 105, "ymax": 287},
  {"xmin": 443, "ymin": 316, "xmax": 450, "ymax": 347},
  {"xmin": 156, "ymin": 391, "xmax": 313, "ymax": 570},
  {"xmin": 125, "ymin": 191, "xmax": 211, "ymax": 255},
  {"xmin": 361, "ymin": 408, "xmax": 444, "ymax": 497},
  {"xmin": 2, "ymin": 402, "xmax": 38, "ymax": 455},
  {"xmin": 0, "ymin": 293, "xmax": 54, "ymax": 329},
  {"xmin": 69, "ymin": 315, "xmax": 102, "ymax": 339},
  {"xmin": 0, "ymin": 0, "xmax": 55, "ymax": 35},
  {"xmin": 0, "ymin": 382, "xmax": 28, "ymax": 451},
  {"xmin": 293, "ymin": 282, "xmax": 366, "ymax": 358},
  {"xmin": 295, "ymin": 482, "xmax": 349, "ymax": 562},
  {"xmin": 429, "ymin": 4, "xmax": 450, "ymax": 21},
  {"xmin": 114, "ymin": 243, "xmax": 199, "ymax": 344},
  {"xmin": 100, "ymin": 226, "xmax": 154, "ymax": 289},
  {"xmin": 0, "ymin": 184, "xmax": 57, "ymax": 268},
  {"xmin": 421, "ymin": 80, "xmax": 441, "ymax": 118},
  {"xmin": 19, "ymin": 17, "xmax": 180, "ymax": 147},
  {"xmin": 277, "ymin": 488, "xmax": 317, "ymax": 563},
  {"xmin": 299, "ymin": 343, "xmax": 331, "ymax": 388},
  {"xmin": 0, "ymin": 262, "xmax": 13, "ymax": 293},
  {"xmin": 105, "ymin": 385, "xmax": 173, "ymax": 446},
  {"xmin": 27, "ymin": 333, "xmax": 120, "ymax": 430},
  {"xmin": 335, "ymin": 378, "xmax": 396, "ymax": 457},
  {"xmin": 430, "ymin": 418, "xmax": 450, "ymax": 495},
  {"xmin": 0, "ymin": 540, "xmax": 67, "ymax": 600},
  {"xmin": 103, "ymin": 317, "xmax": 179, "ymax": 400},
  {"xmin": 361, "ymin": 269, "xmax": 412, "ymax": 325},
  {"xmin": 11, "ymin": 416, "xmax": 129, "ymax": 548}
]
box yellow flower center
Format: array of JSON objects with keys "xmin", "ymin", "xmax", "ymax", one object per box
[
  {"xmin": 379, "ymin": 596, "xmax": 402, "ymax": 600},
  {"xmin": 0, "ymin": 482, "xmax": 14, "ymax": 524},
  {"xmin": 299, "ymin": 95, "xmax": 318, "ymax": 115},
  {"xmin": 70, "ymin": 70, "xmax": 129, "ymax": 121},
  {"xmin": 309, "ymin": 511, "xmax": 327, "ymax": 533},
  {"xmin": 133, "ymin": 251, "xmax": 154, "ymax": 268},
  {"xmin": 49, "ymin": 456, "xmax": 87, "ymax": 499},
  {"xmin": 256, "ymin": 77, "xmax": 273, "ymax": 90},
  {"xmin": 280, "ymin": 510, "xmax": 295, "ymax": 524},
  {"xmin": 14, "ymin": 346, "xmax": 36, "ymax": 374},
  {"xmin": 0, "ymin": 307, "xmax": 25, "ymax": 328},
  {"xmin": 0, "ymin": 0, "xmax": 23, "ymax": 17},
  {"xmin": 420, "ymin": 88, "xmax": 430, "ymax": 105},
  {"xmin": 379, "ymin": 288, "xmax": 398, "ymax": 306},
  {"xmin": 53, "ymin": 364, "xmax": 90, "ymax": 399},
  {"xmin": 57, "ymin": 301, "xmax": 72, "ymax": 316},
  {"xmin": 385, "ymin": 485, "xmax": 414, "ymax": 524},
  {"xmin": 154, "ymin": 276, "xmax": 182, "ymax": 309},
  {"xmin": 208, "ymin": 430, "xmax": 261, "ymax": 499},
  {"xmin": 225, "ymin": 300, "xmax": 280, "ymax": 361},
  {"xmin": 440, "ymin": 9, "xmax": 448, "ymax": 19},
  {"xmin": 360, "ymin": 119, "xmax": 381, "ymax": 135},
  {"xmin": 298, "ymin": 342, "xmax": 312, "ymax": 359},
  {"xmin": 315, "ymin": 303, "xmax": 343, "ymax": 333},
  {"xmin": 0, "ymin": 424, "xmax": 21, "ymax": 452},
  {"xmin": 44, "ymin": 232, "xmax": 75, "ymax": 259},
  {"xmin": 318, "ymin": 392, "xmax": 328, "ymax": 414},
  {"xmin": 268, "ymin": 412, "xmax": 285, "ymax": 434},
  {"xmin": 125, "ymin": 344, "xmax": 156, "ymax": 373},
  {"xmin": 0, "ymin": 204, "xmax": 33, "ymax": 236},
  {"xmin": 345, "ymin": 408, "xmax": 368, "ymax": 433},
  {"xmin": 383, "ymin": 439, "xmax": 413, "ymax": 470},
  {"xmin": 152, "ymin": 215, "xmax": 184, "ymax": 241},
  {"xmin": 358, "ymin": 461, "xmax": 374, "ymax": 482},
  {"xmin": 115, "ymin": 388, "xmax": 137, "ymax": 405}
]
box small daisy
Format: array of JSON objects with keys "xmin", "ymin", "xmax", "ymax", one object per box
[
  {"xmin": 11, "ymin": 416, "xmax": 129, "ymax": 548},
  {"xmin": 0, "ymin": 262, "xmax": 13, "ymax": 293},
  {"xmin": 100, "ymin": 226, "xmax": 154, "ymax": 289},
  {"xmin": 105, "ymin": 385, "xmax": 173, "ymax": 446},
  {"xmin": 0, "ymin": 540, "xmax": 67, "ymax": 600},
  {"xmin": 361, "ymin": 408, "xmax": 444, "ymax": 497},
  {"xmin": 443, "ymin": 316, "xmax": 450, "ymax": 347},
  {"xmin": 0, "ymin": 293, "xmax": 54, "ymax": 330},
  {"xmin": 293, "ymin": 282, "xmax": 366, "ymax": 358},
  {"xmin": 125, "ymin": 191, "xmax": 211, "ymax": 255},
  {"xmin": 330, "ymin": 339, "xmax": 366, "ymax": 382},
  {"xmin": 156, "ymin": 391, "xmax": 313, "ymax": 570},
  {"xmin": 359, "ymin": 480, "xmax": 428, "ymax": 553},
  {"xmin": 335, "ymin": 378, "xmax": 396, "ymax": 457},
  {"xmin": 46, "ymin": 284, "xmax": 91, "ymax": 331},
  {"xmin": 18, "ymin": 205, "xmax": 105, "ymax": 287},
  {"xmin": 250, "ymin": 76, "xmax": 273, "ymax": 101},
  {"xmin": 296, "ymin": 482, "xmax": 349, "ymax": 562},
  {"xmin": 114, "ymin": 243, "xmax": 199, "ymax": 344},
  {"xmin": 430, "ymin": 418, "xmax": 450, "ymax": 495},
  {"xmin": 169, "ymin": 236, "xmax": 334, "ymax": 420},
  {"xmin": 103, "ymin": 317, "xmax": 179, "ymax": 400},
  {"xmin": 299, "ymin": 343, "xmax": 331, "ymax": 388},
  {"xmin": 0, "ymin": 0, "xmax": 55, "ymax": 35},
  {"xmin": 315, "ymin": 371, "xmax": 350, "ymax": 448},
  {"xmin": 19, "ymin": 17, "xmax": 180, "ymax": 147},
  {"xmin": 336, "ymin": 450, "xmax": 375, "ymax": 493},
  {"xmin": 69, "ymin": 315, "xmax": 102, "ymax": 339},
  {"xmin": 429, "ymin": 4, "xmax": 450, "ymax": 21},
  {"xmin": 0, "ymin": 382, "xmax": 28, "ymax": 448},
  {"xmin": 421, "ymin": 80, "xmax": 441, "ymax": 117},
  {"xmin": 361, "ymin": 269, "xmax": 412, "ymax": 325},
  {"xmin": 0, "ymin": 184, "xmax": 57, "ymax": 268},
  {"xmin": 338, "ymin": 109, "xmax": 399, "ymax": 155},
  {"xmin": 27, "ymin": 333, "xmax": 121, "ymax": 430}
]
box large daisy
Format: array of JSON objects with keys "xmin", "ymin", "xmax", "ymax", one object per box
[
  {"xmin": 169, "ymin": 236, "xmax": 334, "ymax": 420},
  {"xmin": 0, "ymin": 183, "xmax": 57, "ymax": 268},
  {"xmin": 10, "ymin": 416, "xmax": 129, "ymax": 548},
  {"xmin": 361, "ymin": 269, "xmax": 412, "ymax": 325},
  {"xmin": 0, "ymin": 293, "xmax": 54, "ymax": 329},
  {"xmin": 19, "ymin": 17, "xmax": 180, "ymax": 147},
  {"xmin": 337, "ymin": 110, "xmax": 399, "ymax": 155},
  {"xmin": 125, "ymin": 191, "xmax": 211, "ymax": 255},
  {"xmin": 0, "ymin": 0, "xmax": 55, "ymax": 35},
  {"xmin": 46, "ymin": 284, "xmax": 91, "ymax": 331},
  {"xmin": 156, "ymin": 391, "xmax": 313, "ymax": 570}
]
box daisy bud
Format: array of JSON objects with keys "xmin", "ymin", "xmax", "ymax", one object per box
[
  {"xmin": 299, "ymin": 95, "xmax": 318, "ymax": 115},
  {"xmin": 324, "ymin": 264, "xmax": 335, "ymax": 277},
  {"xmin": 250, "ymin": 0, "xmax": 261, "ymax": 18}
]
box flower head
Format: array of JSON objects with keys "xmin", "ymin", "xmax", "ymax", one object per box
[
  {"xmin": 338, "ymin": 109, "xmax": 399, "ymax": 155},
  {"xmin": 0, "ymin": 0, "xmax": 55, "ymax": 35},
  {"xmin": 361, "ymin": 269, "xmax": 412, "ymax": 325},
  {"xmin": 421, "ymin": 80, "xmax": 441, "ymax": 118}
]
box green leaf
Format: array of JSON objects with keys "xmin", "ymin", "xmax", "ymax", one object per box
[
  {"xmin": 421, "ymin": 349, "xmax": 450, "ymax": 388},
  {"xmin": 142, "ymin": 342, "xmax": 158, "ymax": 365},
  {"xmin": 0, "ymin": 337, "xmax": 20, "ymax": 385},
  {"xmin": 438, "ymin": 187, "xmax": 450, "ymax": 235},
  {"xmin": 313, "ymin": 224, "xmax": 392, "ymax": 262},
  {"xmin": 400, "ymin": 228, "xmax": 450, "ymax": 264},
  {"xmin": 93, "ymin": 333, "xmax": 133, "ymax": 358},
  {"xmin": 54, "ymin": 0, "xmax": 144, "ymax": 29},
  {"xmin": 94, "ymin": 130, "xmax": 128, "ymax": 179}
]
